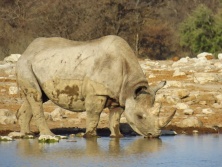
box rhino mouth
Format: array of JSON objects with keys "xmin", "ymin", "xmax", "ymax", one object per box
[{"xmin": 128, "ymin": 122, "xmax": 160, "ymax": 138}]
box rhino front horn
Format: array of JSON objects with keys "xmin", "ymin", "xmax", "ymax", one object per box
[{"xmin": 158, "ymin": 109, "xmax": 176, "ymax": 128}]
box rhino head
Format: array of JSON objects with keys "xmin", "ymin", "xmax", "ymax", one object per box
[{"xmin": 124, "ymin": 81, "xmax": 176, "ymax": 138}]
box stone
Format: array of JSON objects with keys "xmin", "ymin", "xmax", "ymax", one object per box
[
  {"xmin": 0, "ymin": 109, "xmax": 17, "ymax": 124},
  {"xmin": 214, "ymin": 62, "xmax": 222, "ymax": 69},
  {"xmin": 176, "ymin": 103, "xmax": 189, "ymax": 110},
  {"xmin": 120, "ymin": 116, "xmax": 127, "ymax": 123},
  {"xmin": 0, "ymin": 63, "xmax": 15, "ymax": 75},
  {"xmin": 218, "ymin": 53, "xmax": 222, "ymax": 60},
  {"xmin": 8, "ymin": 132, "xmax": 24, "ymax": 138},
  {"xmin": 44, "ymin": 112, "xmax": 52, "ymax": 120},
  {"xmin": 38, "ymin": 135, "xmax": 59, "ymax": 143},
  {"xmin": 197, "ymin": 52, "xmax": 213, "ymax": 60},
  {"xmin": 148, "ymin": 73, "xmax": 156, "ymax": 78},
  {"xmin": 193, "ymin": 73, "xmax": 221, "ymax": 84},
  {"xmin": 166, "ymin": 96, "xmax": 180, "ymax": 104},
  {"xmin": 161, "ymin": 130, "xmax": 177, "ymax": 136},
  {"xmin": 202, "ymin": 108, "xmax": 214, "ymax": 114},
  {"xmin": 179, "ymin": 117, "xmax": 203, "ymax": 128},
  {"xmin": 173, "ymin": 68, "xmax": 186, "ymax": 77},
  {"xmin": 177, "ymin": 89, "xmax": 190, "ymax": 99},
  {"xmin": 172, "ymin": 57, "xmax": 190, "ymax": 67},
  {"xmin": 55, "ymin": 135, "xmax": 68, "ymax": 139},
  {"xmin": 212, "ymin": 103, "xmax": 222, "ymax": 109},
  {"xmin": 183, "ymin": 109, "xmax": 194, "ymax": 115},
  {"xmin": 50, "ymin": 108, "xmax": 66, "ymax": 121},
  {"xmin": 164, "ymin": 81, "xmax": 182, "ymax": 88},
  {"xmin": 8, "ymin": 86, "xmax": 18, "ymax": 95},
  {"xmin": 0, "ymin": 136, "xmax": 13, "ymax": 141},
  {"xmin": 215, "ymin": 95, "xmax": 222, "ymax": 104},
  {"xmin": 4, "ymin": 54, "xmax": 21, "ymax": 63}
]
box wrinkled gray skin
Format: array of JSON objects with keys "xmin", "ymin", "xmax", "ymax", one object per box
[{"xmin": 16, "ymin": 35, "xmax": 175, "ymax": 138}]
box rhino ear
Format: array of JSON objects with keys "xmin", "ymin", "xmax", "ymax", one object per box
[
  {"xmin": 134, "ymin": 86, "xmax": 148, "ymax": 98},
  {"xmin": 149, "ymin": 81, "xmax": 166, "ymax": 94}
]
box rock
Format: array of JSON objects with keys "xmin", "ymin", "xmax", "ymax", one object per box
[
  {"xmin": 193, "ymin": 130, "xmax": 199, "ymax": 134},
  {"xmin": 0, "ymin": 109, "xmax": 17, "ymax": 124},
  {"xmin": 50, "ymin": 108, "xmax": 66, "ymax": 121},
  {"xmin": 177, "ymin": 89, "xmax": 190, "ymax": 99},
  {"xmin": 193, "ymin": 73, "xmax": 222, "ymax": 84},
  {"xmin": 218, "ymin": 53, "xmax": 222, "ymax": 60},
  {"xmin": 179, "ymin": 117, "xmax": 203, "ymax": 128},
  {"xmin": 173, "ymin": 68, "xmax": 186, "ymax": 77},
  {"xmin": 79, "ymin": 112, "xmax": 86, "ymax": 120},
  {"xmin": 176, "ymin": 103, "xmax": 189, "ymax": 110},
  {"xmin": 164, "ymin": 81, "xmax": 182, "ymax": 88},
  {"xmin": 148, "ymin": 73, "xmax": 156, "ymax": 78},
  {"xmin": 55, "ymin": 135, "xmax": 68, "ymax": 139},
  {"xmin": 44, "ymin": 112, "xmax": 52, "ymax": 120},
  {"xmin": 202, "ymin": 108, "xmax": 214, "ymax": 114},
  {"xmin": 38, "ymin": 135, "xmax": 59, "ymax": 143},
  {"xmin": 4, "ymin": 54, "xmax": 21, "ymax": 63},
  {"xmin": 183, "ymin": 109, "xmax": 194, "ymax": 115},
  {"xmin": 214, "ymin": 62, "xmax": 222, "ymax": 69},
  {"xmin": 161, "ymin": 130, "xmax": 177, "ymax": 136},
  {"xmin": 165, "ymin": 96, "xmax": 180, "ymax": 104},
  {"xmin": 8, "ymin": 86, "xmax": 18, "ymax": 95},
  {"xmin": 75, "ymin": 132, "xmax": 84, "ymax": 137},
  {"xmin": 215, "ymin": 94, "xmax": 222, "ymax": 104},
  {"xmin": 212, "ymin": 103, "xmax": 222, "ymax": 109},
  {"xmin": 8, "ymin": 132, "xmax": 24, "ymax": 138},
  {"xmin": 0, "ymin": 136, "xmax": 13, "ymax": 141},
  {"xmin": 172, "ymin": 57, "xmax": 190, "ymax": 67},
  {"xmin": 0, "ymin": 63, "xmax": 15, "ymax": 75},
  {"xmin": 171, "ymin": 56, "xmax": 180, "ymax": 61},
  {"xmin": 197, "ymin": 52, "xmax": 213, "ymax": 60},
  {"xmin": 120, "ymin": 116, "xmax": 127, "ymax": 123}
]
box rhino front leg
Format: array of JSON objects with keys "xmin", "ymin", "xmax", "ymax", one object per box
[
  {"xmin": 84, "ymin": 95, "xmax": 107, "ymax": 138},
  {"xmin": 109, "ymin": 107, "xmax": 124, "ymax": 138},
  {"xmin": 16, "ymin": 100, "xmax": 33, "ymax": 135}
]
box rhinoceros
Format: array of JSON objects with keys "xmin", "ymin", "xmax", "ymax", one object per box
[{"xmin": 16, "ymin": 35, "xmax": 175, "ymax": 138}]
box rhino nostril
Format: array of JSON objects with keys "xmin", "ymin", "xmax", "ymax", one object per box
[
  {"xmin": 147, "ymin": 133, "xmax": 152, "ymax": 137},
  {"xmin": 137, "ymin": 114, "xmax": 143, "ymax": 119}
]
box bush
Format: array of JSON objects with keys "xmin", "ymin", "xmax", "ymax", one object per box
[{"xmin": 179, "ymin": 4, "xmax": 222, "ymax": 56}]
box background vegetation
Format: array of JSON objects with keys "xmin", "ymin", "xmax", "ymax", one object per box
[
  {"xmin": 180, "ymin": 4, "xmax": 222, "ymax": 56},
  {"xmin": 0, "ymin": 0, "xmax": 222, "ymax": 60}
]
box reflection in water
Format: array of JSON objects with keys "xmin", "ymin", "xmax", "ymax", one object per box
[
  {"xmin": 109, "ymin": 137, "xmax": 162, "ymax": 155},
  {"xmin": 16, "ymin": 137, "xmax": 163, "ymax": 159},
  {"xmin": 1, "ymin": 135, "xmax": 222, "ymax": 167}
]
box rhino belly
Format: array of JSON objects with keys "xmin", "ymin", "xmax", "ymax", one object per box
[{"xmin": 41, "ymin": 79, "xmax": 85, "ymax": 112}]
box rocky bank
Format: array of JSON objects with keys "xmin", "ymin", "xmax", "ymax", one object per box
[{"xmin": 0, "ymin": 54, "xmax": 222, "ymax": 135}]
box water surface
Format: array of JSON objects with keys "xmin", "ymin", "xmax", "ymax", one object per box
[{"xmin": 0, "ymin": 134, "xmax": 221, "ymax": 167}]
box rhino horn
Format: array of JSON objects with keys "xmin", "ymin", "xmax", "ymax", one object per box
[
  {"xmin": 158, "ymin": 109, "xmax": 176, "ymax": 128},
  {"xmin": 149, "ymin": 81, "xmax": 166, "ymax": 94}
]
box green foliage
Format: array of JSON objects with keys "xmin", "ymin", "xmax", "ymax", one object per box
[{"xmin": 179, "ymin": 4, "xmax": 222, "ymax": 55}]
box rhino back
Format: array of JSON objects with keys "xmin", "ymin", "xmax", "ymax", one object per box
[{"xmin": 18, "ymin": 35, "xmax": 147, "ymax": 106}]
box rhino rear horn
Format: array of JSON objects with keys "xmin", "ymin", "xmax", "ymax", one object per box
[
  {"xmin": 149, "ymin": 81, "xmax": 166, "ymax": 94},
  {"xmin": 158, "ymin": 109, "xmax": 176, "ymax": 128}
]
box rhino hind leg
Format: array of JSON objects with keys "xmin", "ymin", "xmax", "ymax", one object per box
[
  {"xmin": 84, "ymin": 95, "xmax": 107, "ymax": 138},
  {"xmin": 25, "ymin": 92, "xmax": 54, "ymax": 136},
  {"xmin": 16, "ymin": 100, "xmax": 33, "ymax": 135},
  {"xmin": 17, "ymin": 66, "xmax": 54, "ymax": 136},
  {"xmin": 109, "ymin": 107, "xmax": 124, "ymax": 138}
]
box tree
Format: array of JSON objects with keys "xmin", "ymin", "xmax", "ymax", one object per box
[{"xmin": 179, "ymin": 4, "xmax": 222, "ymax": 56}]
